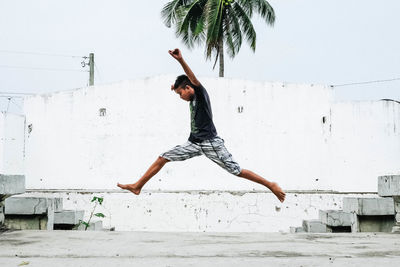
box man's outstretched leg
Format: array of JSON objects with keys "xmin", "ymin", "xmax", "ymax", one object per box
[
  {"xmin": 118, "ymin": 141, "xmax": 202, "ymax": 195},
  {"xmin": 117, "ymin": 156, "xmax": 169, "ymax": 195},
  {"xmin": 238, "ymin": 169, "xmax": 286, "ymax": 202}
]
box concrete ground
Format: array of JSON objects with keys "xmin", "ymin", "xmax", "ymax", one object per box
[{"xmin": 0, "ymin": 230, "xmax": 400, "ymax": 267}]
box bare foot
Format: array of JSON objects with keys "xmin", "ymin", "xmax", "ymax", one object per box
[
  {"xmin": 117, "ymin": 182, "xmax": 141, "ymax": 195},
  {"xmin": 269, "ymin": 182, "xmax": 286, "ymax": 202}
]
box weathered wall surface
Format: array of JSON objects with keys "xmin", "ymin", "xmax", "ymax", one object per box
[
  {"xmin": 22, "ymin": 76, "xmax": 400, "ymax": 192},
  {"xmin": 28, "ymin": 190, "xmax": 377, "ymax": 232},
  {"xmin": 0, "ymin": 112, "xmax": 25, "ymax": 175}
]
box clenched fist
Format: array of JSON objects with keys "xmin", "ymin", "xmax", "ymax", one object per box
[{"xmin": 168, "ymin": 48, "xmax": 182, "ymax": 60}]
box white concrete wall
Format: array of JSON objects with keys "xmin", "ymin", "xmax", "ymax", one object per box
[
  {"xmin": 22, "ymin": 76, "xmax": 400, "ymax": 192},
  {"xmin": 16, "ymin": 76, "xmax": 400, "ymax": 232},
  {"xmin": 326, "ymin": 100, "xmax": 400, "ymax": 191},
  {"xmin": 0, "ymin": 112, "xmax": 25, "ymax": 175}
]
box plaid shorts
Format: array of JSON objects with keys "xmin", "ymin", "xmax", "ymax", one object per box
[{"xmin": 160, "ymin": 136, "xmax": 242, "ymax": 175}]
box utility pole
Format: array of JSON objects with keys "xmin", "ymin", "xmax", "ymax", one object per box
[
  {"xmin": 81, "ymin": 53, "xmax": 95, "ymax": 86},
  {"xmin": 89, "ymin": 53, "xmax": 94, "ymax": 86}
]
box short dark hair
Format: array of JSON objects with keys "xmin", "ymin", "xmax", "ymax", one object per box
[{"xmin": 173, "ymin": 74, "xmax": 193, "ymax": 90}]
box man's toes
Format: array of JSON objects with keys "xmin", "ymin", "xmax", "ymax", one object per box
[{"xmin": 117, "ymin": 183, "xmax": 127, "ymax": 189}]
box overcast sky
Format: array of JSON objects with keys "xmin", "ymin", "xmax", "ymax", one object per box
[{"xmin": 0, "ymin": 0, "xmax": 399, "ymax": 106}]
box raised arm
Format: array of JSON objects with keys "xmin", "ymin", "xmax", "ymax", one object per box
[{"xmin": 168, "ymin": 48, "xmax": 200, "ymax": 87}]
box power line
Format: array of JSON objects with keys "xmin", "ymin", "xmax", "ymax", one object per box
[
  {"xmin": 332, "ymin": 77, "xmax": 400, "ymax": 87},
  {"xmin": 0, "ymin": 64, "xmax": 88, "ymax": 72},
  {"xmin": 0, "ymin": 50, "xmax": 84, "ymax": 58},
  {"xmin": 0, "ymin": 92, "xmax": 35, "ymax": 95},
  {"xmin": 0, "ymin": 95, "xmax": 27, "ymax": 98}
]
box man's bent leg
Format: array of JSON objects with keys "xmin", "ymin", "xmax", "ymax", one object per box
[
  {"xmin": 117, "ymin": 156, "xmax": 169, "ymax": 195},
  {"xmin": 202, "ymin": 137, "xmax": 286, "ymax": 203},
  {"xmin": 238, "ymin": 169, "xmax": 286, "ymax": 203},
  {"xmin": 202, "ymin": 137, "xmax": 242, "ymax": 175}
]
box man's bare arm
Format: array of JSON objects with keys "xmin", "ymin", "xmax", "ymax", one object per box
[{"xmin": 168, "ymin": 48, "xmax": 201, "ymax": 87}]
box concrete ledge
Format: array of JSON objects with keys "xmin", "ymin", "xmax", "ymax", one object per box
[
  {"xmin": 378, "ymin": 175, "xmax": 400, "ymax": 197},
  {"xmin": 25, "ymin": 189, "xmax": 379, "ymax": 194},
  {"xmin": 302, "ymin": 220, "xmax": 329, "ymax": 233},
  {"xmin": 78, "ymin": 220, "xmax": 103, "ymax": 231},
  {"xmin": 5, "ymin": 196, "xmax": 63, "ymax": 215},
  {"xmin": 54, "ymin": 210, "xmax": 84, "ymax": 225},
  {"xmin": 289, "ymin": 226, "xmax": 305, "ymax": 233},
  {"xmin": 0, "ymin": 175, "xmax": 25, "ymax": 195},
  {"xmin": 319, "ymin": 210, "xmax": 352, "ymax": 227},
  {"xmin": 343, "ymin": 197, "xmax": 394, "ymax": 215},
  {"xmin": 14, "ymin": 190, "xmax": 380, "ymax": 232}
]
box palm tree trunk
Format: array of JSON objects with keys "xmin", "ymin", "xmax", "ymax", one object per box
[{"xmin": 219, "ymin": 38, "xmax": 224, "ymax": 77}]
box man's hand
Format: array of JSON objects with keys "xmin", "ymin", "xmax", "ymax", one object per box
[
  {"xmin": 168, "ymin": 48, "xmax": 182, "ymax": 61},
  {"xmin": 169, "ymin": 48, "xmax": 200, "ymax": 87}
]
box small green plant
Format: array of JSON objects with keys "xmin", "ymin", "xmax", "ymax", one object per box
[{"xmin": 78, "ymin": 196, "xmax": 106, "ymax": 230}]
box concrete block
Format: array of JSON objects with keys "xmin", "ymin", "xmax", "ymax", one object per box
[
  {"xmin": 392, "ymin": 196, "xmax": 400, "ymax": 233},
  {"xmin": 350, "ymin": 212, "xmax": 395, "ymax": 233},
  {"xmin": 319, "ymin": 210, "xmax": 352, "ymax": 227},
  {"xmin": 0, "ymin": 175, "xmax": 25, "ymax": 195},
  {"xmin": 378, "ymin": 175, "xmax": 400, "ymax": 197},
  {"xmin": 54, "ymin": 210, "xmax": 84, "ymax": 225},
  {"xmin": 78, "ymin": 220, "xmax": 103, "ymax": 231},
  {"xmin": 4, "ymin": 215, "xmax": 52, "ymax": 230},
  {"xmin": 290, "ymin": 226, "xmax": 305, "ymax": 233},
  {"xmin": 5, "ymin": 196, "xmax": 63, "ymax": 215},
  {"xmin": 302, "ymin": 220, "xmax": 329, "ymax": 233},
  {"xmin": 343, "ymin": 197, "xmax": 394, "ymax": 215},
  {"xmin": 3, "ymin": 196, "xmax": 60, "ymax": 230}
]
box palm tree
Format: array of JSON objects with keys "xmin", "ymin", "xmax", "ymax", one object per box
[{"xmin": 161, "ymin": 0, "xmax": 275, "ymax": 77}]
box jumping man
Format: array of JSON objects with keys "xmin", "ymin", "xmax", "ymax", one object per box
[{"xmin": 117, "ymin": 49, "xmax": 286, "ymax": 202}]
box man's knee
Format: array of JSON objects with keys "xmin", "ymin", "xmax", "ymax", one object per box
[
  {"xmin": 225, "ymin": 166, "xmax": 242, "ymax": 177},
  {"xmin": 157, "ymin": 156, "xmax": 169, "ymax": 165},
  {"xmin": 235, "ymin": 170, "xmax": 243, "ymax": 177},
  {"xmin": 236, "ymin": 169, "xmax": 245, "ymax": 177}
]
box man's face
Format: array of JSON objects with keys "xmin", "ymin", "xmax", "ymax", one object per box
[{"xmin": 174, "ymin": 85, "xmax": 194, "ymax": 102}]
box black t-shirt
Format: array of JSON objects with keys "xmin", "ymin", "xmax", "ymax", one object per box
[{"xmin": 188, "ymin": 84, "xmax": 217, "ymax": 143}]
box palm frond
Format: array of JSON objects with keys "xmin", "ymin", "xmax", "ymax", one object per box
[
  {"xmin": 188, "ymin": 0, "xmax": 207, "ymax": 46},
  {"xmin": 251, "ymin": 0, "xmax": 275, "ymax": 25},
  {"xmin": 161, "ymin": 0, "xmax": 192, "ymax": 28},
  {"xmin": 232, "ymin": 3, "xmax": 256, "ymax": 51},
  {"xmin": 205, "ymin": 0, "xmax": 224, "ymax": 58},
  {"xmin": 175, "ymin": 0, "xmax": 207, "ymax": 48},
  {"xmin": 235, "ymin": 0, "xmax": 253, "ymax": 17},
  {"xmin": 192, "ymin": 13, "xmax": 207, "ymax": 46},
  {"xmin": 224, "ymin": 29, "xmax": 235, "ymax": 58},
  {"xmin": 223, "ymin": 5, "xmax": 242, "ymax": 58}
]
